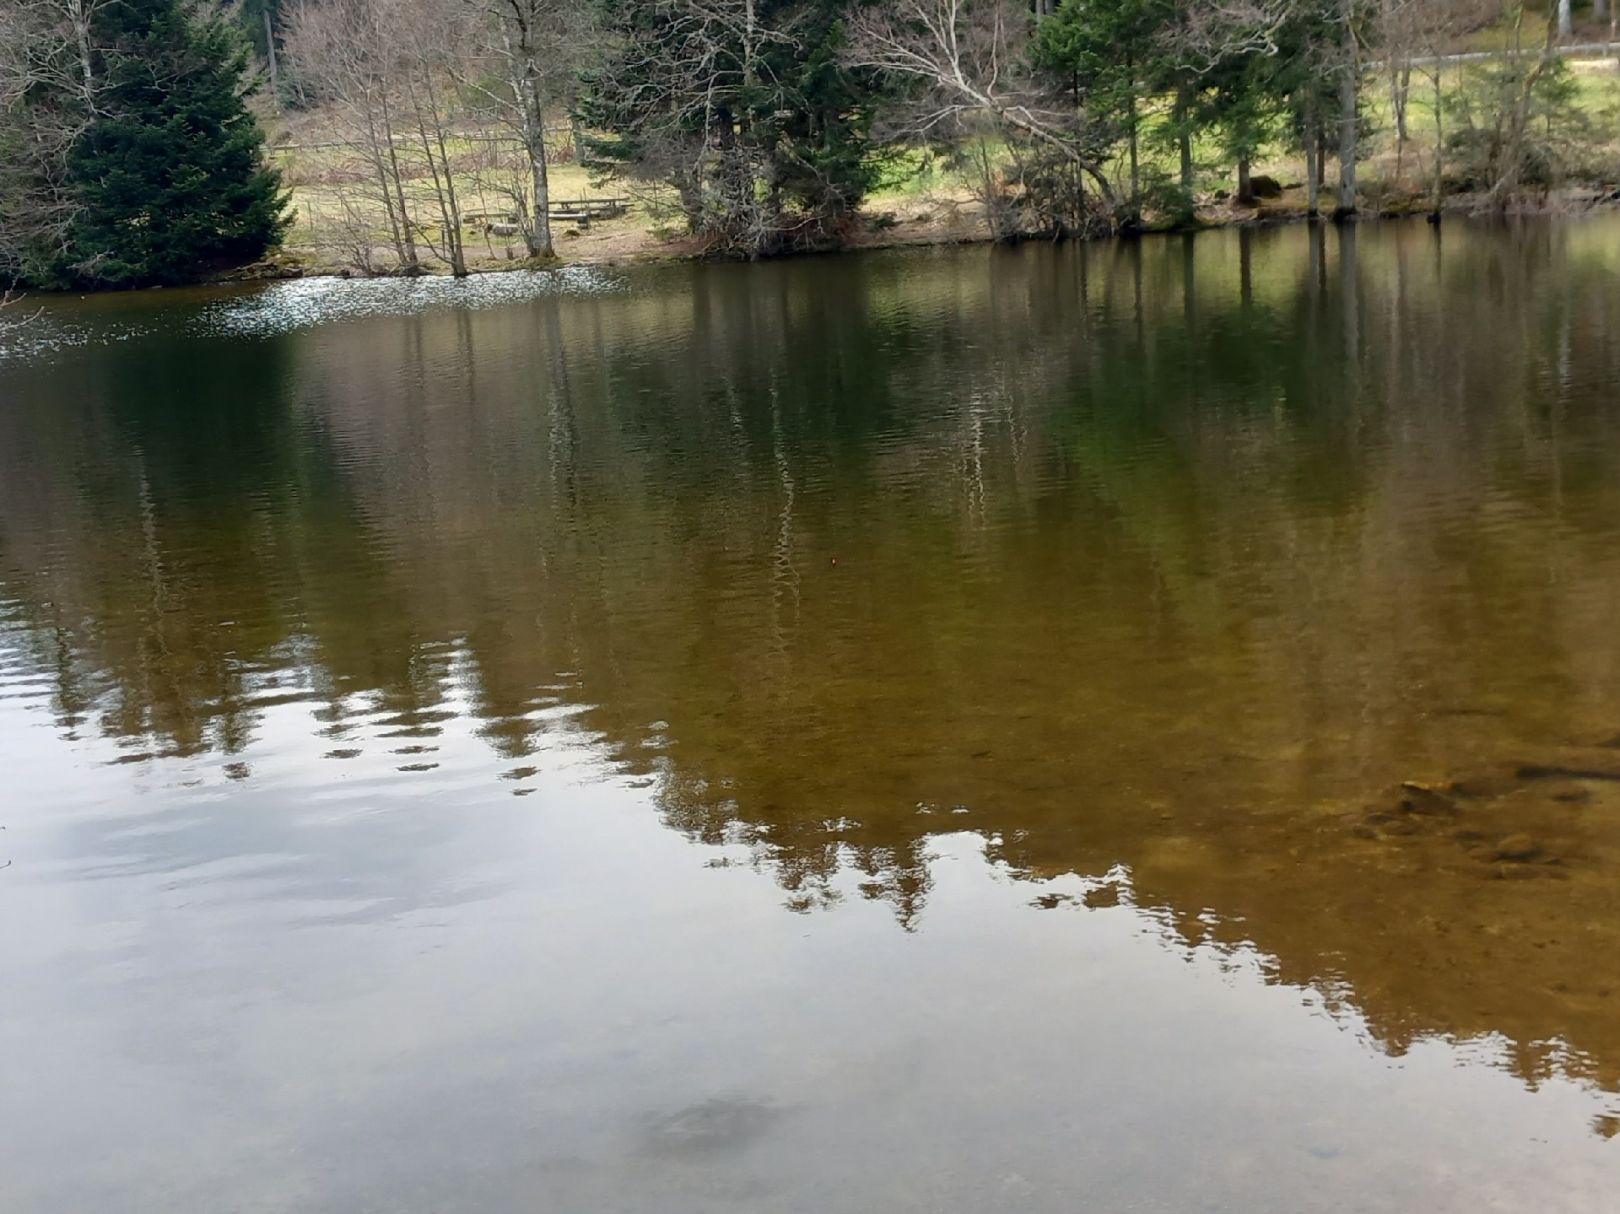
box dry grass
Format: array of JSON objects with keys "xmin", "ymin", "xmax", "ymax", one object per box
[{"xmin": 266, "ymin": 53, "xmax": 1620, "ymax": 274}]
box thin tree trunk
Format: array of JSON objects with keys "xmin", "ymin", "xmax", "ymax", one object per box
[
  {"xmin": 422, "ymin": 74, "xmax": 465, "ymax": 275},
  {"xmin": 1305, "ymin": 109, "xmax": 1321, "ymax": 217},
  {"xmin": 408, "ymin": 79, "xmax": 456, "ymax": 269},
  {"xmin": 1128, "ymin": 91, "xmax": 1141, "ymax": 214},
  {"xmin": 527, "ymin": 112, "xmax": 552, "ymax": 257},
  {"xmin": 1336, "ymin": 54, "xmax": 1359, "ymax": 219},
  {"xmin": 361, "ymin": 99, "xmax": 408, "ymax": 265},
  {"xmin": 1395, "ymin": 64, "xmax": 1410, "ymax": 142},
  {"xmin": 67, "ymin": 0, "xmax": 96, "ymax": 107},
  {"xmin": 1317, "ymin": 127, "xmax": 1329, "ymax": 203},
  {"xmin": 378, "ymin": 88, "xmax": 419, "ymax": 272},
  {"xmin": 1430, "ymin": 70, "xmax": 1444, "ymax": 220},
  {"xmin": 512, "ymin": 8, "xmax": 553, "ymax": 258},
  {"xmin": 1176, "ymin": 82, "xmax": 1195, "ymax": 195},
  {"xmin": 1237, "ymin": 155, "xmax": 1254, "ymax": 205},
  {"xmin": 1496, "ymin": 11, "xmax": 1559, "ymax": 208},
  {"xmin": 1390, "ymin": 57, "xmax": 1410, "ymax": 186},
  {"xmin": 263, "ymin": 10, "xmax": 280, "ymax": 110},
  {"xmin": 519, "ymin": 76, "xmax": 551, "ymax": 258}
]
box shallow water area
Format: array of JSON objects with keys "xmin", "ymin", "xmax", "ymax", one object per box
[{"xmin": 3, "ymin": 218, "xmax": 1620, "ymax": 1211}]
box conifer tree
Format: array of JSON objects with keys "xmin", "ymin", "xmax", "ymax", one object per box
[{"xmin": 61, "ymin": 0, "xmax": 288, "ymax": 287}]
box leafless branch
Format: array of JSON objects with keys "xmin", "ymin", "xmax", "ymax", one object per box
[{"xmin": 844, "ymin": 0, "xmax": 1119, "ymax": 209}]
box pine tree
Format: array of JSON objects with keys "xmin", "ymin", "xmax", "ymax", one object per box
[{"xmin": 61, "ymin": 0, "xmax": 288, "ymax": 288}]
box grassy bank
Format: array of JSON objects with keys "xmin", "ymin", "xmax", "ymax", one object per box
[{"xmin": 261, "ymin": 52, "xmax": 1620, "ymax": 279}]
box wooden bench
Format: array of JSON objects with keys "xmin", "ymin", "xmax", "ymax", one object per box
[{"xmin": 546, "ymin": 198, "xmax": 630, "ymax": 222}]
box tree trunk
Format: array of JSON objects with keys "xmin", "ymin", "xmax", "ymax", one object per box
[
  {"xmin": 1128, "ymin": 92, "xmax": 1141, "ymax": 213},
  {"xmin": 1074, "ymin": 157, "xmax": 1086, "ymax": 231},
  {"xmin": 1237, "ymin": 155, "xmax": 1254, "ymax": 205},
  {"xmin": 518, "ymin": 51, "xmax": 553, "ymax": 257},
  {"xmin": 378, "ymin": 89, "xmax": 419, "ymax": 272},
  {"xmin": 1495, "ymin": 13, "xmax": 1559, "ymax": 208},
  {"xmin": 1176, "ymin": 82, "xmax": 1195, "ymax": 195},
  {"xmin": 1336, "ymin": 57, "xmax": 1359, "ymax": 219},
  {"xmin": 407, "ymin": 71, "xmax": 465, "ymax": 276},
  {"xmin": 361, "ymin": 101, "xmax": 408, "ymax": 266},
  {"xmin": 489, "ymin": 4, "xmax": 554, "ymax": 258},
  {"xmin": 1430, "ymin": 71, "xmax": 1445, "ymax": 220},
  {"xmin": 425, "ymin": 77, "xmax": 465, "ymax": 276},
  {"xmin": 1305, "ymin": 110, "xmax": 1321, "ymax": 218},
  {"xmin": 1390, "ymin": 62, "xmax": 1410, "ymax": 144},
  {"xmin": 67, "ymin": 0, "xmax": 96, "ymax": 107},
  {"xmin": 1557, "ymin": 0, "xmax": 1573, "ymax": 39},
  {"xmin": 263, "ymin": 10, "xmax": 280, "ymax": 111}
]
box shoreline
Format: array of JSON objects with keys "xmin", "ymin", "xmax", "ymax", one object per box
[
  {"xmin": 216, "ymin": 184, "xmax": 1620, "ymax": 287},
  {"xmin": 19, "ymin": 187, "xmax": 1620, "ymax": 296}
]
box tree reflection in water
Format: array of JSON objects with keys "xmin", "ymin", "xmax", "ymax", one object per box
[{"xmin": 4, "ymin": 219, "xmax": 1620, "ymax": 1117}]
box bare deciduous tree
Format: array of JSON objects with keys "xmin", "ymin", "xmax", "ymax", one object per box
[
  {"xmin": 284, "ymin": 0, "xmax": 423, "ymax": 272},
  {"xmin": 1376, "ymin": 0, "xmax": 1499, "ymax": 216},
  {"xmin": 286, "ymin": 0, "xmax": 483, "ymax": 275},
  {"xmin": 1169, "ymin": 0, "xmax": 1295, "ymax": 68},
  {"xmin": 0, "ymin": 0, "xmax": 120, "ymax": 277},
  {"xmin": 1485, "ymin": 3, "xmax": 1564, "ymax": 207},
  {"xmin": 397, "ymin": 0, "xmax": 473, "ymax": 275},
  {"xmin": 1333, "ymin": 0, "xmax": 1360, "ymax": 218},
  {"xmin": 454, "ymin": 0, "xmax": 590, "ymax": 258},
  {"xmin": 845, "ymin": 0, "xmax": 1120, "ymax": 212},
  {"xmin": 1, "ymin": 282, "xmax": 39, "ymax": 336},
  {"xmin": 586, "ymin": 0, "xmax": 865, "ymax": 255}
]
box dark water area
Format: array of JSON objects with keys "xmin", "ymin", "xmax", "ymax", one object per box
[{"xmin": 3, "ymin": 219, "xmax": 1620, "ymax": 1211}]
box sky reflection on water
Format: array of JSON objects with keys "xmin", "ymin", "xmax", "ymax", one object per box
[{"xmin": 4, "ymin": 219, "xmax": 1620, "ymax": 1211}]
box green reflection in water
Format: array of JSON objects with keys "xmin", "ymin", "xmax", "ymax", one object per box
[{"xmin": 4, "ymin": 219, "xmax": 1620, "ymax": 1116}]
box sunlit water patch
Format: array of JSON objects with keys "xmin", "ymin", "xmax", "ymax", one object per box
[
  {"xmin": 196, "ymin": 264, "xmax": 628, "ymax": 337},
  {"xmin": 0, "ymin": 302, "xmax": 158, "ymax": 364}
]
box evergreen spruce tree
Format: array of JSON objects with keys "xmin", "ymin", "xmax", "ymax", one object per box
[{"xmin": 62, "ymin": 0, "xmax": 288, "ymax": 288}]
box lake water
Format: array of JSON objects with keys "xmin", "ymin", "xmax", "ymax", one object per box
[{"xmin": 3, "ymin": 219, "xmax": 1620, "ymax": 1212}]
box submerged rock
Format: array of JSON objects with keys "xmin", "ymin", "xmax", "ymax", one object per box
[
  {"xmin": 1352, "ymin": 748, "xmax": 1609, "ymax": 871},
  {"xmin": 1547, "ymin": 783, "xmax": 1594, "ymax": 805},
  {"xmin": 1083, "ymin": 884, "xmax": 1123, "ymax": 909},
  {"xmin": 1397, "ymin": 782, "xmax": 1460, "ymax": 817},
  {"xmin": 1493, "ymin": 834, "xmax": 1541, "ymax": 862},
  {"xmin": 1445, "ymin": 770, "xmax": 1520, "ymax": 801},
  {"xmin": 1515, "ymin": 749, "xmax": 1620, "ymax": 783}
]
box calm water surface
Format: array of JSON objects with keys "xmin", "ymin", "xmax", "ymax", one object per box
[{"xmin": 4, "ymin": 220, "xmax": 1620, "ymax": 1211}]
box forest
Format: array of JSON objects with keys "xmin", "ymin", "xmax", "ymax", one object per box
[{"xmin": 2, "ymin": 0, "xmax": 1618, "ymax": 285}]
